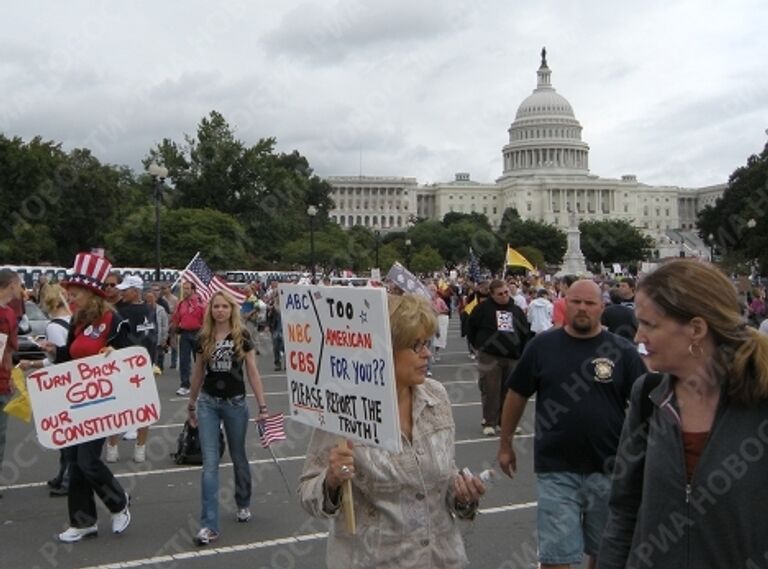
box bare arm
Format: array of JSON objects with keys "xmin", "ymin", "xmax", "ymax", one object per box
[{"xmin": 497, "ymin": 389, "xmax": 529, "ymax": 478}]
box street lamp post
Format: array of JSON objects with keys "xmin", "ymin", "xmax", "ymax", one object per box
[
  {"xmin": 148, "ymin": 162, "xmax": 169, "ymax": 282},
  {"xmin": 307, "ymin": 205, "xmax": 318, "ymax": 283},
  {"xmin": 374, "ymin": 229, "xmax": 381, "ymax": 270},
  {"xmin": 405, "ymin": 237, "xmax": 412, "ymax": 268},
  {"xmin": 708, "ymin": 233, "xmax": 716, "ymax": 262},
  {"xmin": 747, "ymin": 218, "xmax": 757, "ymax": 279}
]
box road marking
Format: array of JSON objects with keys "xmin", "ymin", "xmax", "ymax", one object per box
[
  {"xmin": 0, "ymin": 435, "xmax": 534, "ymax": 492},
  {"xmin": 73, "ymin": 502, "xmax": 538, "ymax": 569}
]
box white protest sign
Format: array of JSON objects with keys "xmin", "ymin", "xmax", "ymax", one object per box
[
  {"xmin": 26, "ymin": 347, "xmax": 161, "ymax": 449},
  {"xmin": 280, "ymin": 284, "xmax": 400, "ymax": 452}
]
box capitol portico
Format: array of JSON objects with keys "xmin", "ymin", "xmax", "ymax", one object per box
[{"xmin": 325, "ymin": 49, "xmax": 724, "ymax": 257}]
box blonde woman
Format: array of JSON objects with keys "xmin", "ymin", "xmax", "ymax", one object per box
[
  {"xmin": 299, "ymin": 294, "xmax": 486, "ymax": 568},
  {"xmin": 187, "ymin": 291, "xmax": 269, "ymax": 546},
  {"xmin": 20, "ymin": 284, "xmax": 72, "ymax": 495}
]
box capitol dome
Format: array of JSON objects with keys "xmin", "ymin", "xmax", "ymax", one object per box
[
  {"xmin": 500, "ymin": 48, "xmax": 590, "ymax": 178},
  {"xmin": 515, "ymin": 89, "xmax": 575, "ymax": 120}
]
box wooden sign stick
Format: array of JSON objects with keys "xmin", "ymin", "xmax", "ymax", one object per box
[{"xmin": 337, "ymin": 439, "xmax": 356, "ymax": 534}]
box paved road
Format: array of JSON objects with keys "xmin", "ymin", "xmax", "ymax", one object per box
[{"xmin": 2, "ymin": 318, "xmax": 564, "ymax": 569}]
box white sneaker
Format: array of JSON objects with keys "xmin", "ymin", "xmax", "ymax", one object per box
[
  {"xmin": 482, "ymin": 426, "xmax": 496, "ymax": 437},
  {"xmin": 152, "ymin": 365, "xmax": 162, "ymax": 375},
  {"xmin": 176, "ymin": 387, "xmax": 190, "ymax": 396},
  {"xmin": 236, "ymin": 507, "xmax": 251, "ymax": 522},
  {"xmin": 122, "ymin": 429, "xmax": 138, "ymax": 441},
  {"xmin": 111, "ymin": 494, "xmax": 131, "ymax": 534},
  {"xmin": 133, "ymin": 444, "xmax": 146, "ymax": 463},
  {"xmin": 58, "ymin": 524, "xmax": 98, "ymax": 543},
  {"xmin": 194, "ymin": 527, "xmax": 220, "ymax": 546},
  {"xmin": 105, "ymin": 444, "xmax": 119, "ymax": 463}
]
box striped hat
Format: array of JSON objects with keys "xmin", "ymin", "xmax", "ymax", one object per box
[{"xmin": 62, "ymin": 252, "xmax": 112, "ymax": 298}]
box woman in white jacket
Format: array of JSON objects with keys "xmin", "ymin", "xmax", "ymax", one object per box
[{"xmin": 526, "ymin": 288, "xmax": 553, "ymax": 335}]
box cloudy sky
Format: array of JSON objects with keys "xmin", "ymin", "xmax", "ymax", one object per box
[{"xmin": 2, "ymin": 0, "xmax": 767, "ymax": 188}]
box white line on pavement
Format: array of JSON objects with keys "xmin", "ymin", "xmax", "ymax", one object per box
[
  {"xmin": 73, "ymin": 502, "xmax": 538, "ymax": 569},
  {"xmin": 0, "ymin": 435, "xmax": 534, "ymax": 492}
]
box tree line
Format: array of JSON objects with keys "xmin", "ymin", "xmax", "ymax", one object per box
[{"xmin": 15, "ymin": 109, "xmax": 757, "ymax": 275}]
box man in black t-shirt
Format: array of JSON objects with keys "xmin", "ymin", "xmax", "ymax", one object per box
[
  {"xmin": 105, "ymin": 275, "xmax": 157, "ymax": 464},
  {"xmin": 497, "ymin": 280, "xmax": 646, "ymax": 569}
]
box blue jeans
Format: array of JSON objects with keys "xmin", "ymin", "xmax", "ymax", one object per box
[
  {"xmin": 197, "ymin": 392, "xmax": 252, "ymax": 532},
  {"xmin": 536, "ymin": 472, "xmax": 611, "ymax": 565},
  {"xmin": 178, "ymin": 330, "xmax": 199, "ymax": 388}
]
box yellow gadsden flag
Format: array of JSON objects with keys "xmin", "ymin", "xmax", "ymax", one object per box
[{"xmin": 506, "ymin": 246, "xmax": 536, "ymax": 272}]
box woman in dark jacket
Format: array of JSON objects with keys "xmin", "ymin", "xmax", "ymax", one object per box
[{"xmin": 598, "ymin": 260, "xmax": 768, "ymax": 568}]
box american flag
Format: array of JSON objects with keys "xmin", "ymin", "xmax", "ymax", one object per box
[
  {"xmin": 468, "ymin": 247, "xmax": 481, "ymax": 283},
  {"xmin": 182, "ymin": 254, "xmax": 247, "ymax": 304},
  {"xmin": 257, "ymin": 413, "xmax": 287, "ymax": 448}
]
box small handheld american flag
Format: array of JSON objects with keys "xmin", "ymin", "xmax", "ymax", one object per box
[{"xmin": 257, "ymin": 413, "xmax": 286, "ymax": 448}]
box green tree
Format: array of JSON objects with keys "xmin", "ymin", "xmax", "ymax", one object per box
[
  {"xmin": 146, "ymin": 111, "xmax": 334, "ymax": 264},
  {"xmin": 578, "ymin": 219, "xmax": 654, "ymax": 267},
  {"xmin": 697, "ymin": 142, "xmax": 768, "ymax": 272},
  {"xmin": 106, "ymin": 207, "xmax": 250, "ymax": 268},
  {"xmin": 411, "ymin": 245, "xmax": 444, "ymax": 274},
  {"xmin": 500, "ymin": 216, "xmax": 566, "ymax": 265}
]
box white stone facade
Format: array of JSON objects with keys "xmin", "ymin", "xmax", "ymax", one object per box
[{"xmin": 325, "ymin": 50, "xmax": 725, "ymax": 241}]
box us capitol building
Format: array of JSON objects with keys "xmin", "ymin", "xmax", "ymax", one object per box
[{"xmin": 324, "ymin": 49, "xmax": 725, "ymax": 259}]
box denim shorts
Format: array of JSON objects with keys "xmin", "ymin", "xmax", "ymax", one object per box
[{"xmin": 536, "ymin": 471, "xmax": 611, "ymax": 565}]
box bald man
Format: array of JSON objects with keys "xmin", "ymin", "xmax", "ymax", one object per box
[{"xmin": 497, "ymin": 280, "xmax": 646, "ymax": 569}]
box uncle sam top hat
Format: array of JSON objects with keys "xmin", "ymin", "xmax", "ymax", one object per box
[{"xmin": 62, "ymin": 251, "xmax": 113, "ymax": 298}]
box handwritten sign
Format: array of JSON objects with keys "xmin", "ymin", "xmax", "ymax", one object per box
[
  {"xmin": 26, "ymin": 347, "xmax": 161, "ymax": 449},
  {"xmin": 280, "ymin": 284, "xmax": 400, "ymax": 452}
]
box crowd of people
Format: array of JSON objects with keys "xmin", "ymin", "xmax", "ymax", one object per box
[{"xmin": 3, "ymin": 255, "xmax": 768, "ymax": 566}]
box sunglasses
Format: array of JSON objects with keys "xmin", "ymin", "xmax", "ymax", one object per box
[{"xmin": 104, "ymin": 283, "xmax": 118, "ymax": 288}]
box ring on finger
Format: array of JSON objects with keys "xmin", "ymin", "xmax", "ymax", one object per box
[{"xmin": 340, "ymin": 465, "xmax": 351, "ymax": 475}]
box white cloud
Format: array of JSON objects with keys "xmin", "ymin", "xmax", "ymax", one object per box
[{"xmin": 1, "ymin": 0, "xmax": 766, "ymax": 187}]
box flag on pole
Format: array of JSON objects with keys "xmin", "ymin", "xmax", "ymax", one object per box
[
  {"xmin": 386, "ymin": 262, "xmax": 431, "ymax": 301},
  {"xmin": 505, "ymin": 246, "xmax": 536, "ymax": 272},
  {"xmin": 180, "ymin": 254, "xmax": 247, "ymax": 304},
  {"xmin": 468, "ymin": 247, "xmax": 481, "ymax": 283},
  {"xmin": 257, "ymin": 412, "xmax": 287, "ymax": 448}
]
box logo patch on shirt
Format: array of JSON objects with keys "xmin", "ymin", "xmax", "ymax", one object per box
[
  {"xmin": 496, "ymin": 310, "xmax": 515, "ymax": 332},
  {"xmin": 592, "ymin": 358, "xmax": 615, "ymax": 383}
]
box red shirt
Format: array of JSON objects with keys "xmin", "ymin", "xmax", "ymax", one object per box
[
  {"xmin": 683, "ymin": 431, "xmax": 709, "ymax": 482},
  {"xmin": 69, "ymin": 311, "xmax": 116, "ymax": 360},
  {"xmin": 0, "ymin": 304, "xmax": 19, "ymax": 394},
  {"xmin": 553, "ymin": 297, "xmax": 567, "ymax": 327},
  {"xmin": 172, "ymin": 294, "xmax": 205, "ymax": 331}
]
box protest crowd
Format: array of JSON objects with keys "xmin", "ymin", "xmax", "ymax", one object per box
[{"xmin": 2, "ymin": 249, "xmax": 768, "ymax": 568}]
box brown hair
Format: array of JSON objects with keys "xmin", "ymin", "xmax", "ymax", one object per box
[
  {"xmin": 638, "ymin": 259, "xmax": 768, "ymax": 404},
  {"xmin": 72, "ymin": 288, "xmax": 112, "ymax": 328}
]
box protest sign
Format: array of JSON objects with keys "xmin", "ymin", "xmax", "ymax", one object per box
[
  {"xmin": 280, "ymin": 284, "xmax": 400, "ymax": 452},
  {"xmin": 26, "ymin": 347, "xmax": 161, "ymax": 449}
]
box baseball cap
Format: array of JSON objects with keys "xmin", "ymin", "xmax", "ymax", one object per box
[{"xmin": 116, "ymin": 275, "xmax": 144, "ymax": 290}]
